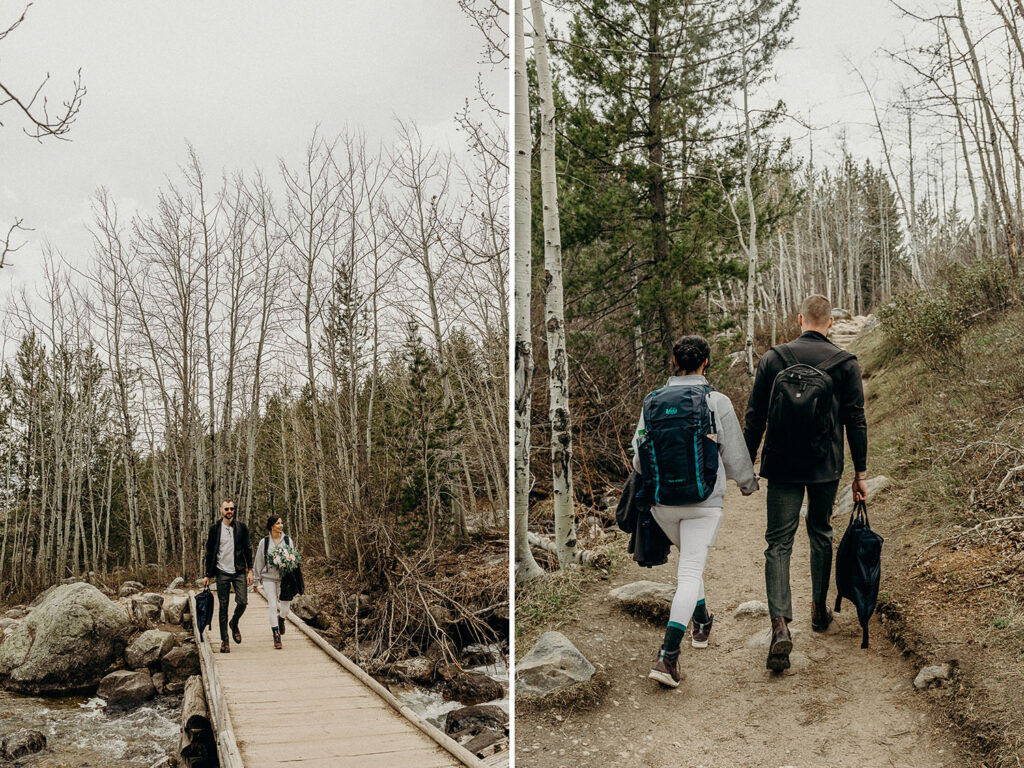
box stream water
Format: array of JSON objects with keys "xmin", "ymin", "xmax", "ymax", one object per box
[
  {"xmin": 0, "ymin": 691, "xmax": 179, "ymax": 767},
  {"xmin": 391, "ymin": 643, "xmax": 509, "ymax": 766}
]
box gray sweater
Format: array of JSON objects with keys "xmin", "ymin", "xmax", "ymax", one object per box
[{"xmin": 632, "ymin": 375, "xmax": 758, "ymax": 509}]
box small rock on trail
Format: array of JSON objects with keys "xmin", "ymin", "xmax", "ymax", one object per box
[{"xmin": 516, "ymin": 631, "xmax": 595, "ymax": 698}]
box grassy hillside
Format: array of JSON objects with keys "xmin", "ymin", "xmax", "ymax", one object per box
[{"xmin": 855, "ymin": 305, "xmax": 1024, "ymax": 767}]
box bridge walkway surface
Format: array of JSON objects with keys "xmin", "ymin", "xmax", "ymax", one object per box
[{"xmin": 190, "ymin": 589, "xmax": 483, "ymax": 768}]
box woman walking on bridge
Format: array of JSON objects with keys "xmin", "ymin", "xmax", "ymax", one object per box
[{"xmin": 254, "ymin": 515, "xmax": 303, "ymax": 649}]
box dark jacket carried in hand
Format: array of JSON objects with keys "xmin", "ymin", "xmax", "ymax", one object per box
[
  {"xmin": 204, "ymin": 519, "xmax": 254, "ymax": 579},
  {"xmin": 744, "ymin": 330, "xmax": 867, "ymax": 484},
  {"xmin": 619, "ymin": 470, "xmax": 671, "ymax": 568}
]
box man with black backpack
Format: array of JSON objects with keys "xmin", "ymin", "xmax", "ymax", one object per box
[{"xmin": 744, "ymin": 295, "xmax": 869, "ymax": 671}]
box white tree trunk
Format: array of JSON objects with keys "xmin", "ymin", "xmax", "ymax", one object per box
[
  {"xmin": 531, "ymin": 0, "xmax": 577, "ymax": 570},
  {"xmin": 514, "ymin": 0, "xmax": 544, "ymax": 584}
]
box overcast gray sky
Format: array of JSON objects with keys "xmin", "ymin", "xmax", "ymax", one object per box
[{"xmin": 1, "ymin": 1, "xmax": 505, "ymax": 295}]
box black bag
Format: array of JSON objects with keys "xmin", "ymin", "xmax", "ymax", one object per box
[
  {"xmin": 834, "ymin": 500, "xmax": 884, "ymax": 648},
  {"xmin": 636, "ymin": 384, "xmax": 718, "ymax": 506},
  {"xmin": 763, "ymin": 345, "xmax": 852, "ymax": 475},
  {"xmin": 194, "ymin": 586, "xmax": 214, "ymax": 640},
  {"xmin": 629, "ymin": 504, "xmax": 672, "ymax": 568},
  {"xmin": 280, "ymin": 567, "xmax": 305, "ymax": 602}
]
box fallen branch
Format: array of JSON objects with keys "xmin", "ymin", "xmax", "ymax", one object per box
[
  {"xmin": 996, "ymin": 465, "xmax": 1024, "ymax": 492},
  {"xmin": 527, "ymin": 531, "xmax": 606, "ymax": 567}
]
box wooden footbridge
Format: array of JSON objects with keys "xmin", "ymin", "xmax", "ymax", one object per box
[{"xmin": 188, "ymin": 590, "xmax": 487, "ymax": 768}]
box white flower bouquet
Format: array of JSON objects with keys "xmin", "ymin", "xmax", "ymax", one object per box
[{"xmin": 268, "ymin": 543, "xmax": 302, "ymax": 574}]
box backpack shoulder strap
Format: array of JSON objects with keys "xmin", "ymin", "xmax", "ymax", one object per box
[
  {"xmin": 815, "ymin": 349, "xmax": 854, "ymax": 373},
  {"xmin": 774, "ymin": 343, "xmax": 799, "ymax": 368}
]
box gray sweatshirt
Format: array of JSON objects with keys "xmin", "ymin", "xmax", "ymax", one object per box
[
  {"xmin": 253, "ymin": 534, "xmax": 297, "ymax": 582},
  {"xmin": 631, "ymin": 375, "xmax": 759, "ymax": 509}
]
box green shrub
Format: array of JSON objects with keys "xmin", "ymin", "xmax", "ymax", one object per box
[{"xmin": 879, "ymin": 258, "xmax": 1015, "ymax": 359}]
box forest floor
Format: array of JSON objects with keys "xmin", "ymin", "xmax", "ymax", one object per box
[{"xmin": 516, "ymin": 483, "xmax": 968, "ymax": 768}]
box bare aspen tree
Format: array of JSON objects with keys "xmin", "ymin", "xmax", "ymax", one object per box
[
  {"xmin": 531, "ymin": 0, "xmax": 577, "ymax": 569},
  {"xmin": 514, "ymin": 0, "xmax": 543, "ymax": 583}
]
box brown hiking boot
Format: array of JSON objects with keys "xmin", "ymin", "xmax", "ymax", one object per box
[
  {"xmin": 648, "ymin": 649, "xmax": 683, "ymax": 688},
  {"xmin": 811, "ymin": 602, "xmax": 833, "ymax": 633},
  {"xmin": 272, "ymin": 627, "xmax": 282, "ymax": 650},
  {"xmin": 278, "ymin": 616, "xmax": 286, "ymax": 635},
  {"xmin": 691, "ymin": 614, "xmax": 714, "ymax": 648},
  {"xmin": 230, "ymin": 619, "xmax": 242, "ymax": 644},
  {"xmin": 766, "ymin": 617, "xmax": 792, "ymax": 672},
  {"xmin": 220, "ymin": 641, "xmax": 230, "ymax": 653}
]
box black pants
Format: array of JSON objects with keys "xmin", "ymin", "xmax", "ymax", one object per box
[
  {"xmin": 216, "ymin": 570, "xmax": 248, "ymax": 642},
  {"xmin": 764, "ymin": 479, "xmax": 840, "ymax": 621}
]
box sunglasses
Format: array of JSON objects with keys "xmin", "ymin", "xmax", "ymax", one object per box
[{"xmin": 223, "ymin": 507, "xmax": 235, "ymax": 512}]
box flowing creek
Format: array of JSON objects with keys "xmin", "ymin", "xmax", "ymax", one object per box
[
  {"xmin": 391, "ymin": 644, "xmax": 509, "ymax": 766},
  {"xmin": 0, "ymin": 691, "xmax": 179, "ymax": 767}
]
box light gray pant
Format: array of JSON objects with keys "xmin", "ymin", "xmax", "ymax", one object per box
[
  {"xmin": 764, "ymin": 479, "xmax": 840, "ymax": 621},
  {"xmin": 652, "ymin": 504, "xmax": 723, "ymax": 630}
]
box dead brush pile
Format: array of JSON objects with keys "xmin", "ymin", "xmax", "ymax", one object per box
[{"xmin": 307, "ymin": 519, "xmax": 508, "ymax": 671}]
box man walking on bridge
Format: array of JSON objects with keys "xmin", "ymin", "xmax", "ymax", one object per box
[
  {"xmin": 743, "ymin": 295, "xmax": 869, "ymax": 671},
  {"xmin": 203, "ymin": 498, "xmax": 254, "ymax": 653}
]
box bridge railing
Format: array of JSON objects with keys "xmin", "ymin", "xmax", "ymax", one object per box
[{"xmin": 189, "ymin": 589, "xmax": 244, "ymax": 768}]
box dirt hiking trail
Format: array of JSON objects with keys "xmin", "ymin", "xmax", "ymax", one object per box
[{"xmin": 517, "ymin": 484, "xmax": 968, "ymax": 768}]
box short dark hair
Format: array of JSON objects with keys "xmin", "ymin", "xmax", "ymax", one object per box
[
  {"xmin": 800, "ymin": 294, "xmax": 831, "ymax": 324},
  {"xmin": 672, "ymin": 335, "xmax": 710, "ymax": 374},
  {"xmin": 265, "ymin": 515, "xmax": 282, "ymax": 532}
]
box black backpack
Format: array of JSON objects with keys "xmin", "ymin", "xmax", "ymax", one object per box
[
  {"xmin": 636, "ymin": 384, "xmax": 718, "ymax": 506},
  {"xmin": 834, "ymin": 500, "xmax": 884, "ymax": 648},
  {"xmin": 762, "ymin": 344, "xmax": 852, "ymax": 475}
]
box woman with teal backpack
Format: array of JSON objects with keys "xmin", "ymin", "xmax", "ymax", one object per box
[{"xmin": 632, "ymin": 335, "xmax": 759, "ymax": 688}]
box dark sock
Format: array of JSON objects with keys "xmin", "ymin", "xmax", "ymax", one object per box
[
  {"xmin": 693, "ymin": 599, "xmax": 710, "ymax": 625},
  {"xmin": 662, "ymin": 622, "xmax": 686, "ymax": 656}
]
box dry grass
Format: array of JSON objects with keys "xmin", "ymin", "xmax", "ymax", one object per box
[
  {"xmin": 514, "ymin": 670, "xmax": 611, "ymax": 714},
  {"xmin": 857, "ymin": 307, "xmax": 1024, "ymax": 768}
]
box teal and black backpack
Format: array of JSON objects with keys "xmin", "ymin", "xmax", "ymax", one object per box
[{"xmin": 636, "ymin": 384, "xmax": 719, "ymax": 506}]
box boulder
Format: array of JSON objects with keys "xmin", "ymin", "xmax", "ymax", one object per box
[
  {"xmin": 732, "ymin": 600, "xmax": 770, "ymax": 619},
  {"xmin": 125, "ymin": 629, "xmax": 176, "ymax": 670},
  {"xmin": 461, "ymin": 643, "xmax": 498, "ymax": 668},
  {"xmin": 167, "ymin": 577, "xmax": 184, "ymax": 591},
  {"xmin": 914, "ymin": 663, "xmax": 953, "ymax": 689},
  {"xmin": 2, "ymin": 728, "xmax": 46, "ymax": 759},
  {"xmin": 444, "ymin": 703, "xmax": 508, "ymax": 735},
  {"xmin": 152, "ymin": 671, "xmax": 165, "ymax": 694},
  {"xmin": 390, "ymin": 656, "xmax": 435, "ymax": 684},
  {"xmin": 119, "ymin": 581, "xmax": 145, "ymax": 597},
  {"xmin": 291, "ymin": 594, "xmax": 321, "ymax": 624},
  {"xmin": 345, "ymin": 592, "xmax": 372, "ymax": 617},
  {"xmin": 515, "ymin": 631, "xmax": 595, "ymax": 697},
  {"xmin": 3, "ymin": 607, "xmax": 28, "ymax": 620},
  {"xmin": 161, "ymin": 644, "xmax": 200, "ymax": 683},
  {"xmin": 0, "ymin": 582, "xmax": 131, "ymax": 694},
  {"xmin": 98, "ymin": 669, "xmax": 156, "ymax": 706},
  {"xmin": 139, "ymin": 593, "xmax": 165, "ymax": 609},
  {"xmin": 835, "ymin": 476, "xmax": 892, "ymax": 516},
  {"xmin": 0, "ymin": 618, "xmax": 18, "ymax": 632},
  {"xmin": 162, "ymin": 594, "xmax": 189, "ymax": 625},
  {"xmin": 443, "ymin": 670, "xmax": 505, "ymax": 706},
  {"xmin": 831, "ymin": 307, "xmax": 853, "ymax": 320},
  {"xmin": 608, "ymin": 581, "xmax": 675, "ymax": 604}
]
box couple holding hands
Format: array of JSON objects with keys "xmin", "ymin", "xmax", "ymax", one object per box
[
  {"xmin": 634, "ymin": 294, "xmax": 869, "ymax": 686},
  {"xmin": 202, "ymin": 499, "xmax": 304, "ymax": 652}
]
